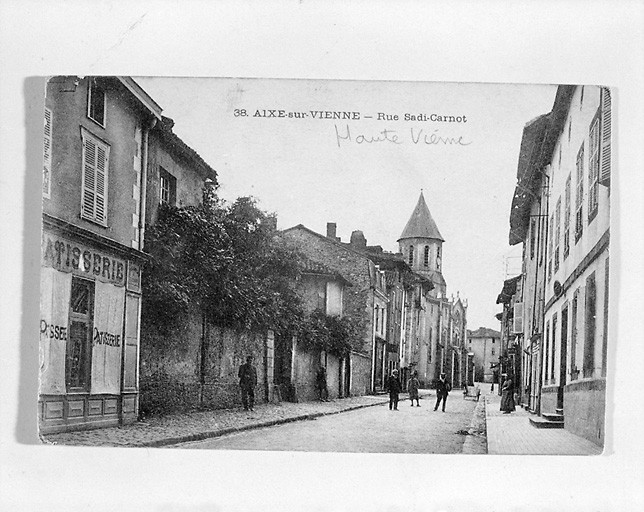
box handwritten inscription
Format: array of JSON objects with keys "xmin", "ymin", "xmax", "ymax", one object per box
[{"xmin": 335, "ymin": 124, "xmax": 471, "ymax": 148}]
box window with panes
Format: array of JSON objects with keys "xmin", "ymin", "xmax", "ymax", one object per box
[
  {"xmin": 66, "ymin": 278, "xmax": 95, "ymax": 390},
  {"xmin": 554, "ymin": 198, "xmax": 561, "ymax": 273},
  {"xmin": 544, "ymin": 319, "xmax": 550, "ymax": 381},
  {"xmin": 159, "ymin": 167, "xmax": 177, "ymax": 206},
  {"xmin": 575, "ymin": 144, "xmax": 584, "ymax": 242},
  {"xmin": 87, "ymin": 78, "xmax": 106, "ymax": 126}
]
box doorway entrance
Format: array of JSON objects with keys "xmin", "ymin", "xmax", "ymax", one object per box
[
  {"xmin": 558, "ymin": 305, "xmax": 569, "ymax": 410},
  {"xmin": 273, "ymin": 332, "xmax": 295, "ymax": 401}
]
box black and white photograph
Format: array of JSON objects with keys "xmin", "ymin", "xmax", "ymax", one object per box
[
  {"xmin": 2, "ymin": 2, "xmax": 644, "ymax": 512},
  {"xmin": 38, "ymin": 77, "xmax": 609, "ymax": 457}
]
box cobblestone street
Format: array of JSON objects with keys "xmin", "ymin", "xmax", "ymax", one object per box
[
  {"xmin": 42, "ymin": 390, "xmax": 485, "ymax": 453},
  {"xmin": 43, "ymin": 394, "xmax": 402, "ymax": 448},
  {"xmin": 172, "ymin": 393, "xmax": 481, "ymax": 453}
]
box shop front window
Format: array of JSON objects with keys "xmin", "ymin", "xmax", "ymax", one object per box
[{"xmin": 66, "ymin": 278, "xmax": 94, "ymax": 391}]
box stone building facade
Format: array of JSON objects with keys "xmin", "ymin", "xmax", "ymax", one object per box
[
  {"xmin": 467, "ymin": 327, "xmax": 501, "ymax": 383},
  {"xmin": 281, "ymin": 224, "xmax": 386, "ymax": 395},
  {"xmin": 505, "ymin": 84, "xmax": 611, "ymax": 446},
  {"xmin": 40, "ymin": 76, "xmax": 162, "ymax": 433}
]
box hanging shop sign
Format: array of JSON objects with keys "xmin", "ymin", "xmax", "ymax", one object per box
[{"xmin": 42, "ymin": 232, "xmax": 126, "ymax": 287}]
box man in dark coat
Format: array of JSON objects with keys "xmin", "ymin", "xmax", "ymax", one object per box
[
  {"xmin": 238, "ymin": 355, "xmax": 258, "ymax": 411},
  {"xmin": 433, "ymin": 373, "xmax": 451, "ymax": 412},
  {"xmin": 388, "ymin": 369, "xmax": 401, "ymax": 411},
  {"xmin": 316, "ymin": 364, "xmax": 329, "ymax": 401}
]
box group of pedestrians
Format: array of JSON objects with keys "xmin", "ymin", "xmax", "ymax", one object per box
[
  {"xmin": 239, "ymin": 354, "xmax": 516, "ymax": 415},
  {"xmin": 386, "ymin": 370, "xmax": 452, "ymax": 412}
]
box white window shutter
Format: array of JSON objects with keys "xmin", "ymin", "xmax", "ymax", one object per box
[
  {"xmin": 95, "ymin": 144, "xmax": 108, "ymax": 223},
  {"xmin": 43, "ymin": 108, "xmax": 52, "ymax": 198},
  {"xmin": 599, "ymin": 87, "xmax": 611, "ymax": 186},
  {"xmin": 512, "ymin": 303, "xmax": 523, "ymax": 334},
  {"xmin": 81, "ymin": 129, "xmax": 109, "ymax": 225}
]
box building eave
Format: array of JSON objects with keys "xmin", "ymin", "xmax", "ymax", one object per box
[{"xmin": 117, "ymin": 77, "xmax": 163, "ymax": 120}]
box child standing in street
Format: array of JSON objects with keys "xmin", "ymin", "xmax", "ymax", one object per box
[
  {"xmin": 408, "ymin": 370, "xmax": 421, "ymax": 406},
  {"xmin": 388, "ymin": 369, "xmax": 401, "ymax": 411}
]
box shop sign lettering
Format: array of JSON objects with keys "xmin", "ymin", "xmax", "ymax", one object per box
[
  {"xmin": 42, "ymin": 233, "xmax": 126, "ymax": 286},
  {"xmin": 93, "ymin": 328, "xmax": 121, "ymax": 347},
  {"xmin": 40, "ymin": 320, "xmax": 68, "ymax": 341}
]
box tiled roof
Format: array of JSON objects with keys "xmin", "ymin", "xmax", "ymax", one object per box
[
  {"xmin": 496, "ymin": 274, "xmax": 521, "ymax": 304},
  {"xmin": 154, "ymin": 116, "xmax": 218, "ymax": 183},
  {"xmin": 468, "ymin": 327, "xmax": 501, "ymax": 338},
  {"xmin": 299, "ymin": 256, "xmax": 353, "ymax": 287},
  {"xmin": 509, "ymin": 85, "xmax": 576, "ymax": 246},
  {"xmin": 398, "ymin": 192, "xmax": 444, "ymax": 242}
]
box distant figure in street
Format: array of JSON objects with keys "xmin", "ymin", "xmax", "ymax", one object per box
[
  {"xmin": 238, "ymin": 355, "xmax": 257, "ymax": 411},
  {"xmin": 500, "ymin": 374, "xmax": 516, "ymax": 414},
  {"xmin": 388, "ymin": 369, "xmax": 401, "ymax": 411},
  {"xmin": 316, "ymin": 364, "xmax": 329, "ymax": 401},
  {"xmin": 434, "ymin": 373, "xmax": 451, "ymax": 412},
  {"xmin": 407, "ymin": 370, "xmax": 421, "ymax": 406}
]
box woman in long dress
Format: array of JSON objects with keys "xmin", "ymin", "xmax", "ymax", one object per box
[{"xmin": 500, "ymin": 376, "xmax": 516, "ymax": 414}]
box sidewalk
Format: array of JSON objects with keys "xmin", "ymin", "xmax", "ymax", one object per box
[
  {"xmin": 42, "ymin": 392, "xmax": 428, "ymax": 448},
  {"xmin": 483, "ymin": 388, "xmax": 603, "ymax": 455}
]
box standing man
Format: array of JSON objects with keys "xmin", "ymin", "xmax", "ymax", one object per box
[
  {"xmin": 238, "ymin": 355, "xmax": 258, "ymax": 411},
  {"xmin": 316, "ymin": 364, "xmax": 329, "ymax": 401},
  {"xmin": 388, "ymin": 369, "xmax": 401, "ymax": 411},
  {"xmin": 433, "ymin": 372, "xmax": 451, "ymax": 412}
]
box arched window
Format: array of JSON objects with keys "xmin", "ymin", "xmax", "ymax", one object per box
[
  {"xmin": 408, "ymin": 245, "xmax": 414, "ymax": 265},
  {"xmin": 423, "ymin": 245, "xmax": 430, "ymax": 267}
]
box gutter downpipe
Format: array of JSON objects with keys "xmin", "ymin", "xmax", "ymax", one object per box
[
  {"xmin": 138, "ymin": 120, "xmax": 153, "ymax": 249},
  {"xmin": 536, "ymin": 170, "xmax": 550, "ymax": 416},
  {"xmin": 371, "ymin": 287, "xmax": 377, "ymax": 394}
]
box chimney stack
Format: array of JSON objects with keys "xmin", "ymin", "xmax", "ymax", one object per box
[
  {"xmin": 327, "ymin": 222, "xmax": 340, "ymax": 241},
  {"xmin": 350, "ymin": 230, "xmax": 367, "ymax": 248}
]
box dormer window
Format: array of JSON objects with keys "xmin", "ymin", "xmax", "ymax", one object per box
[{"xmin": 87, "ymin": 78, "xmax": 106, "ymax": 127}]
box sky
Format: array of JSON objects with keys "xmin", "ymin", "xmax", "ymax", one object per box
[{"xmin": 136, "ymin": 77, "xmax": 557, "ymax": 331}]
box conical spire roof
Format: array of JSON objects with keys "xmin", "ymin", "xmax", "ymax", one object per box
[{"xmin": 398, "ymin": 192, "xmax": 444, "ymax": 242}]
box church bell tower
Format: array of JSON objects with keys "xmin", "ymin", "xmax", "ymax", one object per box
[{"xmin": 398, "ymin": 191, "xmax": 446, "ymax": 296}]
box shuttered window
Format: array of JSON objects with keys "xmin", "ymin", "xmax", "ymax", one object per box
[
  {"xmin": 588, "ymin": 112, "xmax": 600, "ymax": 222},
  {"xmin": 564, "ymin": 174, "xmax": 571, "ymax": 259},
  {"xmin": 80, "ymin": 129, "xmax": 110, "ymax": 225},
  {"xmin": 599, "ymin": 87, "xmax": 611, "ymax": 186},
  {"xmin": 43, "ymin": 107, "xmax": 52, "ymax": 198},
  {"xmin": 575, "ymin": 144, "xmax": 584, "ymax": 242}
]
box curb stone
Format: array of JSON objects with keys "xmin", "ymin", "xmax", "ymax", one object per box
[{"xmin": 147, "ymin": 399, "xmax": 390, "ymax": 448}]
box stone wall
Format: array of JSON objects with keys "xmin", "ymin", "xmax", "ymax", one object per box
[
  {"xmin": 564, "ymin": 378, "xmax": 606, "ymax": 447},
  {"xmin": 139, "ymin": 306, "xmax": 268, "ymax": 417}
]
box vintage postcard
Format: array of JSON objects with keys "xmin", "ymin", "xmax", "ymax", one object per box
[{"xmin": 38, "ymin": 76, "xmax": 610, "ymax": 456}]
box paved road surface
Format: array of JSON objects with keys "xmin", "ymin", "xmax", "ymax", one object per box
[{"xmin": 172, "ymin": 395, "xmax": 477, "ymax": 453}]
